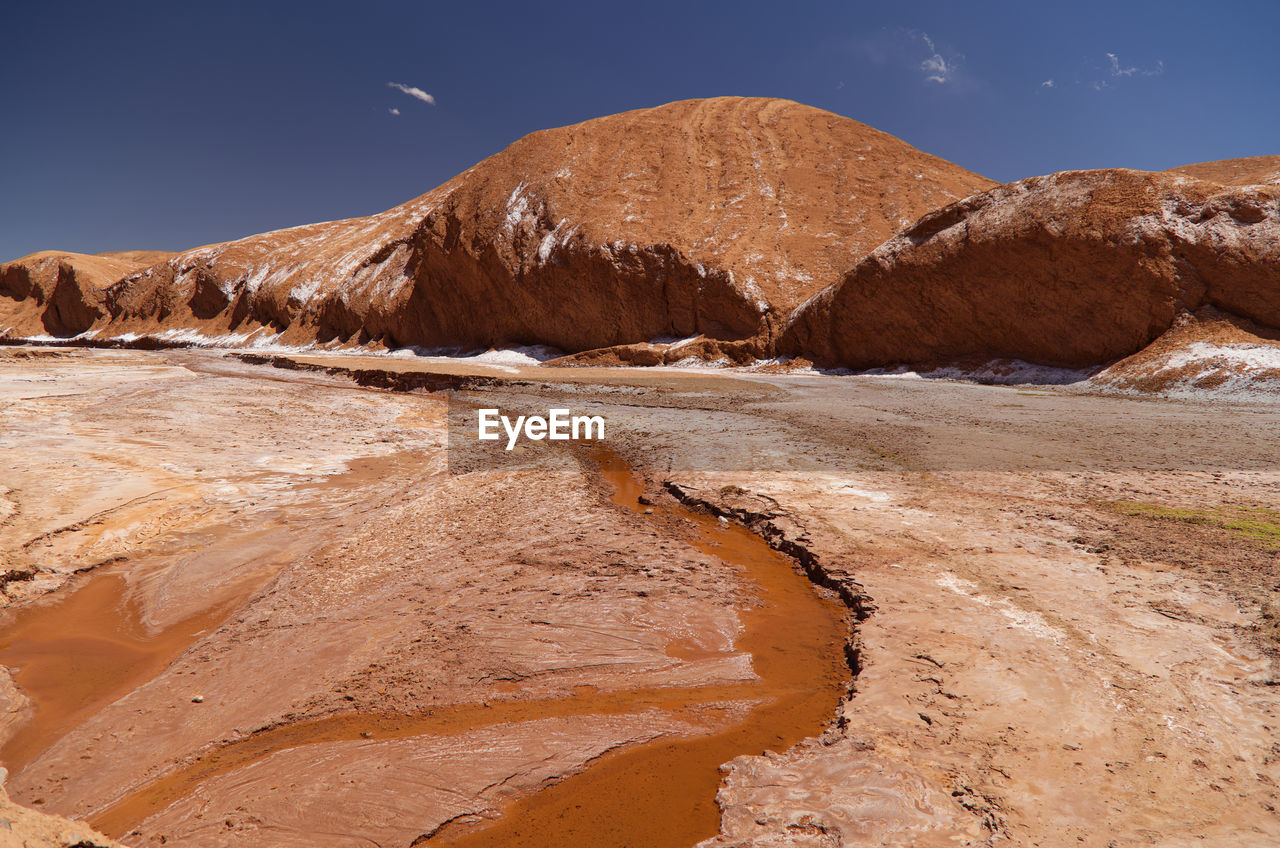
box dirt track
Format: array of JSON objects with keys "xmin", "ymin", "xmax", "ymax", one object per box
[{"xmin": 1, "ymin": 346, "xmax": 1278, "ymax": 847}]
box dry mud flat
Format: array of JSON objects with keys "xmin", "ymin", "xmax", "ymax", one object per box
[{"xmin": 0, "ymin": 346, "xmax": 1278, "ymax": 847}]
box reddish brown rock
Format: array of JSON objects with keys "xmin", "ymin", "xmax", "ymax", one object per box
[
  {"xmin": 1164, "ymin": 154, "xmax": 1280, "ymax": 186},
  {"xmin": 0, "ymin": 783, "xmax": 126, "ymax": 848},
  {"xmin": 546, "ymin": 336, "xmax": 765, "ymax": 367},
  {"xmin": 1088, "ymin": 306, "xmax": 1280, "ymax": 398},
  {"xmin": 782, "ymin": 168, "xmax": 1280, "ymax": 369},
  {"xmin": 0, "ymin": 251, "xmax": 168, "ymax": 338},
  {"xmin": 24, "ymin": 97, "xmax": 992, "ymax": 352}
]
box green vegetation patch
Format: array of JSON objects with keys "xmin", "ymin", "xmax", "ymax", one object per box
[{"xmin": 1106, "ymin": 500, "xmax": 1280, "ymax": 549}]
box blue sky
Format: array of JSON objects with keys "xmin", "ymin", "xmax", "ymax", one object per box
[{"xmin": 2, "ymin": 1, "xmax": 1277, "ymax": 261}]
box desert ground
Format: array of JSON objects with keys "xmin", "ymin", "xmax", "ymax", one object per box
[{"xmin": 1, "ymin": 344, "xmax": 1276, "ymax": 847}]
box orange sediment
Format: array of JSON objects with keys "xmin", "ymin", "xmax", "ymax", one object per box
[
  {"xmin": 12, "ymin": 452, "xmax": 850, "ymax": 847},
  {"xmin": 414, "ymin": 452, "xmax": 851, "ymax": 847},
  {"xmin": 0, "ymin": 567, "xmax": 242, "ymax": 775},
  {"xmin": 88, "ymin": 682, "xmax": 760, "ymax": 838}
]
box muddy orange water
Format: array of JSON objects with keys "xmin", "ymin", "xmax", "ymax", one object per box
[
  {"xmin": 48, "ymin": 453, "xmax": 848, "ymax": 846},
  {"xmin": 419, "ymin": 454, "xmax": 851, "ymax": 847},
  {"xmin": 0, "ymin": 567, "xmax": 240, "ymax": 774}
]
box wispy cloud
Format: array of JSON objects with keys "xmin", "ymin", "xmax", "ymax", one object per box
[
  {"xmin": 918, "ymin": 33, "xmax": 954, "ymax": 84},
  {"xmin": 843, "ymin": 28, "xmax": 972, "ymax": 92},
  {"xmin": 387, "ymin": 81, "xmax": 436, "ymax": 105},
  {"xmin": 388, "ymin": 107, "xmax": 401, "ymax": 116},
  {"xmin": 1043, "ymin": 53, "xmax": 1164, "ymax": 92},
  {"xmin": 1107, "ymin": 52, "xmax": 1137, "ymax": 77},
  {"xmin": 1101, "ymin": 52, "xmax": 1163, "ymax": 86}
]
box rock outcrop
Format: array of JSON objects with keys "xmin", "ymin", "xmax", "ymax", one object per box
[
  {"xmin": 4, "ymin": 97, "xmax": 992, "ymax": 353},
  {"xmin": 0, "ymin": 251, "xmax": 169, "ymax": 338},
  {"xmin": 0, "ymin": 782, "xmax": 127, "ymax": 848},
  {"xmin": 1087, "ymin": 306, "xmax": 1280, "ymax": 399},
  {"xmin": 782, "ymin": 168, "xmax": 1280, "ymax": 368},
  {"xmin": 9, "ymin": 107, "xmax": 1276, "ymax": 378}
]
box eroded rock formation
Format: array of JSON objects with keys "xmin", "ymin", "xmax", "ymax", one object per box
[
  {"xmin": 0, "ymin": 251, "xmax": 168, "ymax": 338},
  {"xmin": 783, "ymin": 168, "xmax": 1280, "ymax": 368},
  {"xmin": 2, "ymin": 98, "xmax": 992, "ymax": 353}
]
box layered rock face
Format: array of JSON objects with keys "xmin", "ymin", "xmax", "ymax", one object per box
[
  {"xmin": 783, "ymin": 168, "xmax": 1280, "ymax": 368},
  {"xmin": 0, "ymin": 251, "xmax": 170, "ymax": 337},
  {"xmin": 2, "ymin": 97, "xmax": 993, "ymax": 353}
]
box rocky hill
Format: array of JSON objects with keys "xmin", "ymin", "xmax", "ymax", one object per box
[
  {"xmin": 1086, "ymin": 306, "xmax": 1280, "ymax": 399},
  {"xmin": 8, "ymin": 106, "xmax": 1275, "ymax": 381},
  {"xmin": 782, "ymin": 168, "xmax": 1280, "ymax": 369},
  {"xmin": 1, "ymin": 97, "xmax": 993, "ymax": 354},
  {"xmin": 0, "ymin": 251, "xmax": 172, "ymax": 337},
  {"xmin": 1165, "ymin": 155, "xmax": 1280, "ymax": 186}
]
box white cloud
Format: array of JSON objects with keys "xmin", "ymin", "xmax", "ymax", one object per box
[
  {"xmin": 388, "ymin": 107, "xmax": 401, "ymax": 116},
  {"xmin": 1106, "ymin": 53, "xmax": 1163, "ymax": 79},
  {"xmin": 919, "ymin": 33, "xmax": 952, "ymax": 83},
  {"xmin": 387, "ymin": 81, "xmax": 436, "ymax": 105},
  {"xmin": 1107, "ymin": 52, "xmax": 1137, "ymax": 77},
  {"xmin": 1061, "ymin": 53, "xmax": 1166, "ymax": 91},
  {"xmin": 1041, "ymin": 79, "xmax": 1055, "ymax": 88},
  {"xmin": 850, "ymin": 28, "xmax": 970, "ymax": 90}
]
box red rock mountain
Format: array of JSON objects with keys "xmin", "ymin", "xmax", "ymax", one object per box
[
  {"xmin": 783, "ymin": 167, "xmax": 1280, "ymax": 368},
  {"xmin": 1, "ymin": 97, "xmax": 992, "ymax": 352},
  {"xmin": 0, "ymin": 251, "xmax": 172, "ymax": 337}
]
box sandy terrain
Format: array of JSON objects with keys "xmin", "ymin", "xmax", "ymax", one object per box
[{"xmin": 1, "ymin": 346, "xmax": 1278, "ymax": 846}]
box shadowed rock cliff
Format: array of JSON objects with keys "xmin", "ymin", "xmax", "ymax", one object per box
[{"xmin": 782, "ymin": 168, "xmax": 1280, "ymax": 368}]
